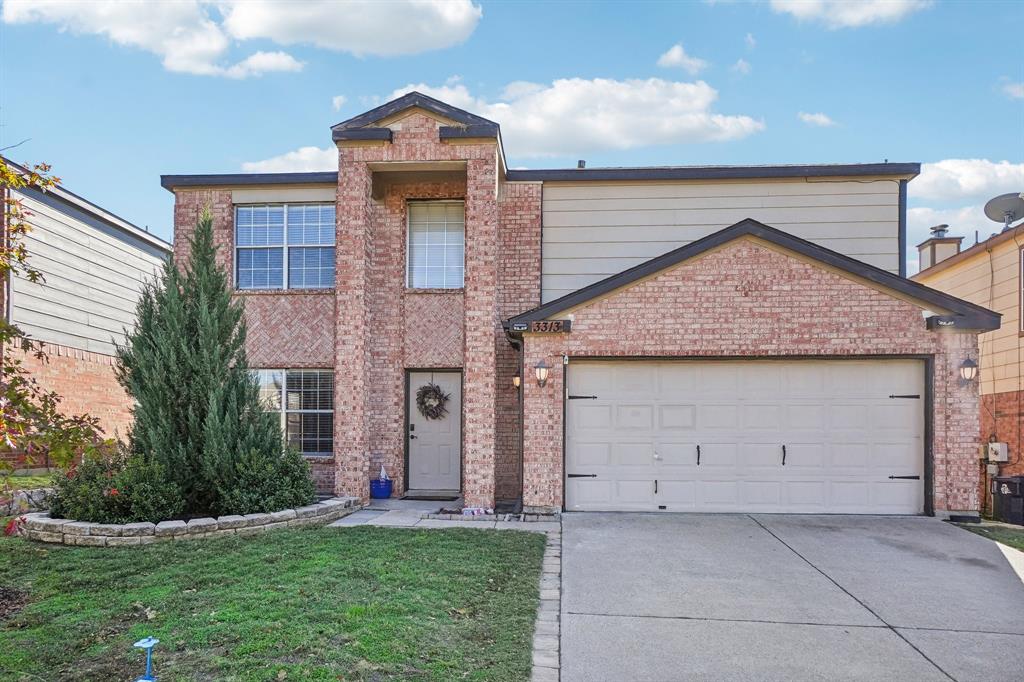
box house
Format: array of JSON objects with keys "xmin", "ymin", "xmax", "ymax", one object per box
[
  {"xmin": 160, "ymin": 92, "xmax": 998, "ymax": 517},
  {"xmin": 1, "ymin": 158, "xmax": 171, "ymax": 468},
  {"xmin": 913, "ymin": 222, "xmax": 1024, "ymax": 511}
]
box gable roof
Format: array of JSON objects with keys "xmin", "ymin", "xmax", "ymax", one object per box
[
  {"xmin": 331, "ymin": 91, "xmax": 499, "ymax": 142},
  {"xmin": 507, "ymin": 218, "xmax": 999, "ymax": 331}
]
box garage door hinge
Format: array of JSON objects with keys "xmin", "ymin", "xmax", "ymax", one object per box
[
  {"xmin": 889, "ymin": 394, "xmax": 921, "ymax": 399},
  {"xmin": 567, "ymin": 394, "xmax": 598, "ymax": 400}
]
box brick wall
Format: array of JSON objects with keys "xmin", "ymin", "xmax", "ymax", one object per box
[
  {"xmin": 1, "ymin": 342, "xmax": 133, "ymax": 468},
  {"xmin": 522, "ymin": 238, "xmax": 981, "ymax": 514},
  {"xmin": 980, "ymin": 390, "xmax": 1024, "ymax": 512}
]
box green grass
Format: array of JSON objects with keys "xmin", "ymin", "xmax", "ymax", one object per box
[
  {"xmin": 0, "ymin": 526, "xmax": 546, "ymax": 681},
  {"xmin": 3, "ymin": 474, "xmax": 54, "ymax": 491},
  {"xmin": 961, "ymin": 523, "xmax": 1024, "ymax": 552}
]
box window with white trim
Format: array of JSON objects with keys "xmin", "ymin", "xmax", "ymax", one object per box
[
  {"xmin": 236, "ymin": 204, "xmax": 335, "ymax": 290},
  {"xmin": 407, "ymin": 201, "xmax": 465, "ymax": 289},
  {"xmin": 254, "ymin": 369, "xmax": 334, "ymax": 457}
]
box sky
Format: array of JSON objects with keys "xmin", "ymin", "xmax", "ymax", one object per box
[{"xmin": 0, "ymin": 0, "xmax": 1021, "ymax": 273}]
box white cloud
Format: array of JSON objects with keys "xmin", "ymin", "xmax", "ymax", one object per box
[
  {"xmin": 220, "ymin": 0, "xmax": 481, "ymax": 57},
  {"xmin": 731, "ymin": 58, "xmax": 751, "ymax": 75},
  {"xmin": 745, "ymin": 32, "xmax": 756, "ymax": 49},
  {"xmin": 1002, "ymin": 81, "xmax": 1024, "ymax": 100},
  {"xmin": 332, "ymin": 95, "xmax": 348, "ymax": 111},
  {"xmin": 797, "ymin": 111, "xmax": 836, "ymax": 127},
  {"xmin": 913, "ymin": 159, "xmax": 1024, "ymax": 202},
  {"xmin": 242, "ymin": 146, "xmax": 337, "ymax": 173},
  {"xmin": 388, "ymin": 77, "xmax": 765, "ymax": 157},
  {"xmin": 769, "ymin": 0, "xmax": 931, "ymax": 29},
  {"xmin": 657, "ymin": 44, "xmax": 709, "ymax": 74},
  {"xmin": 1, "ymin": 0, "xmax": 481, "ymax": 77}
]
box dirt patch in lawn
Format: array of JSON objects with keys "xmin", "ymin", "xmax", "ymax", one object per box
[{"xmin": 0, "ymin": 586, "xmax": 28, "ymax": 620}]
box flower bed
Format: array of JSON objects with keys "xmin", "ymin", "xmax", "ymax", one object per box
[{"xmin": 18, "ymin": 497, "xmax": 360, "ymax": 546}]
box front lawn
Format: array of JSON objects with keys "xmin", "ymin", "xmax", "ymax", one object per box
[
  {"xmin": 0, "ymin": 526, "xmax": 545, "ymax": 681},
  {"xmin": 961, "ymin": 523, "xmax": 1024, "ymax": 552}
]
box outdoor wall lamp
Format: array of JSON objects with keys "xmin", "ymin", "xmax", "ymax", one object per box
[
  {"xmin": 534, "ymin": 360, "xmax": 551, "ymax": 387},
  {"xmin": 512, "ymin": 375, "xmax": 521, "ymax": 389},
  {"xmin": 959, "ymin": 358, "xmax": 978, "ymax": 385}
]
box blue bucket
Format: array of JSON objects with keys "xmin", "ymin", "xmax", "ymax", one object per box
[{"xmin": 370, "ymin": 479, "xmax": 393, "ymax": 499}]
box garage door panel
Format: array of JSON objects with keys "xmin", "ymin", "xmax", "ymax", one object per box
[
  {"xmin": 565, "ymin": 360, "xmax": 924, "ymax": 514},
  {"xmin": 616, "ymin": 404, "xmax": 654, "ymax": 429},
  {"xmin": 659, "ymin": 404, "xmax": 697, "ymax": 430}
]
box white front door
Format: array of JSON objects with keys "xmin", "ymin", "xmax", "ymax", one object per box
[
  {"xmin": 408, "ymin": 371, "xmax": 462, "ymax": 491},
  {"xmin": 565, "ymin": 359, "xmax": 925, "ymax": 514}
]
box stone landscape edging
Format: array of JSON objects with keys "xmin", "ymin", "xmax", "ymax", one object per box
[{"xmin": 19, "ymin": 496, "xmax": 361, "ymax": 546}]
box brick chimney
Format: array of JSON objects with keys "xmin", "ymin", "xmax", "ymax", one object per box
[{"xmin": 917, "ymin": 225, "xmax": 963, "ymax": 271}]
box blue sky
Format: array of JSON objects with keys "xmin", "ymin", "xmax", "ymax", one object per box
[{"xmin": 1, "ymin": 0, "xmax": 1021, "ymax": 272}]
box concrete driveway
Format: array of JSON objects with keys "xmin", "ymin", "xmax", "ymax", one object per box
[{"xmin": 561, "ymin": 514, "xmax": 1024, "ymax": 681}]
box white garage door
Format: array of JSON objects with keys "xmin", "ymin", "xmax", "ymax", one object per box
[{"xmin": 565, "ymin": 360, "xmax": 925, "ymax": 514}]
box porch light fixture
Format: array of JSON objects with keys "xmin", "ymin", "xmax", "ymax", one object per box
[
  {"xmin": 512, "ymin": 375, "xmax": 521, "ymax": 389},
  {"xmin": 959, "ymin": 358, "xmax": 979, "ymax": 385},
  {"xmin": 534, "ymin": 360, "xmax": 551, "ymax": 387}
]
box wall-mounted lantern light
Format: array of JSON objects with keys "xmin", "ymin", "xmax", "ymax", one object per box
[
  {"xmin": 534, "ymin": 360, "xmax": 551, "ymax": 387},
  {"xmin": 512, "ymin": 375, "xmax": 521, "ymax": 389},
  {"xmin": 959, "ymin": 358, "xmax": 978, "ymax": 385}
]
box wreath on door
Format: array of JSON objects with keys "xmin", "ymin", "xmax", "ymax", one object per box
[{"xmin": 416, "ymin": 382, "xmax": 450, "ymax": 420}]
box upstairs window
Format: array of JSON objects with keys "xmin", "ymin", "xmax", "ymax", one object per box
[
  {"xmin": 236, "ymin": 204, "xmax": 335, "ymax": 290},
  {"xmin": 407, "ymin": 201, "xmax": 464, "ymax": 289}
]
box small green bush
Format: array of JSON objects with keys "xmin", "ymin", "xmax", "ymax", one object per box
[
  {"xmin": 216, "ymin": 448, "xmax": 315, "ymax": 516},
  {"xmin": 50, "ymin": 454, "xmax": 184, "ymax": 524}
]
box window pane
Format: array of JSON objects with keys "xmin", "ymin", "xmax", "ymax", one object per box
[
  {"xmin": 408, "ymin": 202, "xmax": 464, "ymax": 289},
  {"xmin": 237, "ymin": 247, "xmax": 283, "ymax": 289},
  {"xmin": 236, "ymin": 205, "xmax": 285, "ymax": 247},
  {"xmin": 252, "ymin": 369, "xmax": 284, "ymax": 411},
  {"xmin": 287, "ymin": 204, "xmax": 335, "ymax": 246},
  {"xmin": 286, "ymin": 412, "xmax": 334, "ymax": 456},
  {"xmin": 285, "ymin": 370, "xmax": 334, "ymax": 411},
  {"xmin": 288, "ymin": 246, "xmax": 335, "ymax": 289}
]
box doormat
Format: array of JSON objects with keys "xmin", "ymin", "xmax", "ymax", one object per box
[{"xmin": 402, "ymin": 494, "xmax": 460, "ymax": 502}]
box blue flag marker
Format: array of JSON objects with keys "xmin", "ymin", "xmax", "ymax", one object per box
[{"xmin": 134, "ymin": 636, "xmax": 159, "ymax": 681}]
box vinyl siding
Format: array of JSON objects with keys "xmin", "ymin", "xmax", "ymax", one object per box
[
  {"xmin": 914, "ymin": 239, "xmax": 1020, "ymax": 396},
  {"xmin": 9, "ymin": 191, "xmax": 167, "ymax": 355},
  {"xmin": 541, "ymin": 177, "xmax": 902, "ymax": 303}
]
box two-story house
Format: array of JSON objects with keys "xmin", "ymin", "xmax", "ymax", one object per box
[
  {"xmin": 2, "ymin": 158, "xmax": 171, "ymax": 469},
  {"xmin": 161, "ymin": 92, "xmax": 997, "ymax": 517}
]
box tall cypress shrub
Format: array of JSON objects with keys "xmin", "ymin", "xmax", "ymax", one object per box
[{"xmin": 116, "ymin": 210, "xmax": 314, "ymax": 516}]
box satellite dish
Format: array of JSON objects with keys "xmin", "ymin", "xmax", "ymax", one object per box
[{"xmin": 984, "ymin": 192, "xmax": 1024, "ymax": 231}]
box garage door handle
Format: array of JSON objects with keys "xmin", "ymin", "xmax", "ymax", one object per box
[
  {"xmin": 696, "ymin": 444, "xmax": 701, "ymax": 466},
  {"xmin": 567, "ymin": 474, "xmax": 597, "ymax": 478},
  {"xmin": 782, "ymin": 444, "xmax": 787, "ymax": 466},
  {"xmin": 888, "ymin": 475, "xmax": 920, "ymax": 480}
]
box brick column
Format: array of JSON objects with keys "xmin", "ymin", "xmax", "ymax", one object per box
[
  {"xmin": 522, "ymin": 336, "xmax": 564, "ymax": 513},
  {"xmin": 334, "ymin": 156, "xmax": 373, "ymax": 501},
  {"xmin": 462, "ymin": 157, "xmax": 500, "ymax": 508}
]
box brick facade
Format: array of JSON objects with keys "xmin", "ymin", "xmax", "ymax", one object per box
[
  {"xmin": 521, "ymin": 239, "xmax": 981, "ymax": 514},
  {"xmin": 1, "ymin": 342, "xmax": 133, "ymax": 469},
  {"xmin": 980, "ymin": 390, "xmax": 1024, "ymax": 511}
]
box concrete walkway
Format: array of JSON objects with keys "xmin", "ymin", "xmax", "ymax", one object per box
[
  {"xmin": 561, "ymin": 513, "xmax": 1024, "ymax": 682},
  {"xmin": 329, "ymin": 507, "xmax": 560, "ymax": 532}
]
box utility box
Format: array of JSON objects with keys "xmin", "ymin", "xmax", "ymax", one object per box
[
  {"xmin": 987, "ymin": 442, "xmax": 1009, "ymax": 462},
  {"xmin": 991, "ymin": 476, "xmax": 1024, "ymax": 525}
]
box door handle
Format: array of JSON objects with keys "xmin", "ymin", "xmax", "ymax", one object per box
[
  {"xmin": 782, "ymin": 444, "xmax": 787, "ymax": 466},
  {"xmin": 409, "ymin": 434, "xmax": 417, "ymax": 439},
  {"xmin": 697, "ymin": 444, "xmax": 701, "ymax": 466}
]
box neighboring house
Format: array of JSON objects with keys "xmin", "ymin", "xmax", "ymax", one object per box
[
  {"xmin": 913, "ymin": 223, "xmax": 1024, "ymax": 510},
  {"xmin": 161, "ymin": 92, "xmax": 997, "ymax": 517},
  {"xmin": 1, "ymin": 158, "xmax": 170, "ymax": 467}
]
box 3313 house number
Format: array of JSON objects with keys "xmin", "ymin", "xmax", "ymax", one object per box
[{"xmin": 530, "ymin": 320, "xmax": 571, "ymax": 333}]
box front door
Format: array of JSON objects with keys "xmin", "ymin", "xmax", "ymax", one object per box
[{"xmin": 407, "ymin": 371, "xmax": 462, "ymax": 491}]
